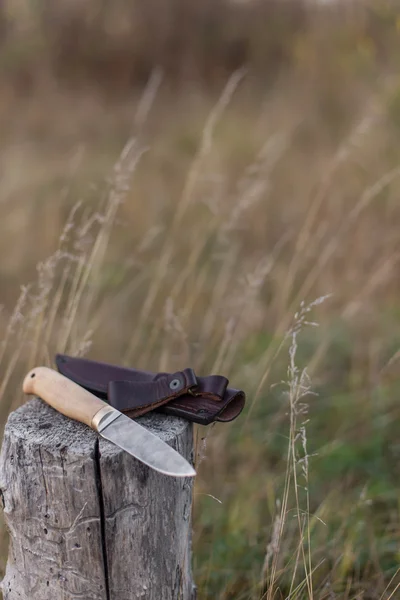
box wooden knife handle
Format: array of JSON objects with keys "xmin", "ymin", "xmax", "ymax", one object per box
[{"xmin": 23, "ymin": 367, "xmax": 109, "ymax": 429}]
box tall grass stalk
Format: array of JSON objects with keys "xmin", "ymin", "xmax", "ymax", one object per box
[
  {"xmin": 0, "ymin": 137, "xmax": 148, "ymax": 419},
  {"xmin": 262, "ymin": 298, "xmax": 329, "ymax": 599},
  {"xmin": 123, "ymin": 67, "xmax": 247, "ymax": 366}
]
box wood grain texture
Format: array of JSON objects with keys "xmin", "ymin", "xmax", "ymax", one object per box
[
  {"xmin": 0, "ymin": 399, "xmax": 196, "ymax": 600},
  {"xmin": 22, "ymin": 367, "xmax": 108, "ymax": 428}
]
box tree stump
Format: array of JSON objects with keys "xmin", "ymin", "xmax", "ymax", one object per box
[{"xmin": 0, "ymin": 398, "xmax": 196, "ymax": 600}]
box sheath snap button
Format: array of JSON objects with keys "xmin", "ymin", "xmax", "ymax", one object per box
[{"xmin": 169, "ymin": 378, "xmax": 181, "ymax": 390}]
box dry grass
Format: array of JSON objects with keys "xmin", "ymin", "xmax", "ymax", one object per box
[{"xmin": 1, "ymin": 1, "xmax": 400, "ymax": 598}]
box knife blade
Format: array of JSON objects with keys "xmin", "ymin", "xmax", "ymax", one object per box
[{"xmin": 22, "ymin": 367, "xmax": 196, "ymax": 478}]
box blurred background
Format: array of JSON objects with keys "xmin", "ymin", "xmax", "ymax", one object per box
[{"xmin": 1, "ymin": 0, "xmax": 400, "ymax": 598}]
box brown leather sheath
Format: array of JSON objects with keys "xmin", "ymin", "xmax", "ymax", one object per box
[{"xmin": 56, "ymin": 354, "xmax": 245, "ymax": 425}]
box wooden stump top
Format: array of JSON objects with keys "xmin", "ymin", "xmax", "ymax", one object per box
[{"xmin": 7, "ymin": 397, "xmax": 192, "ymax": 451}]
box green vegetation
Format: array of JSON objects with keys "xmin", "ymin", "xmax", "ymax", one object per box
[{"xmin": 1, "ymin": 1, "xmax": 400, "ymax": 597}]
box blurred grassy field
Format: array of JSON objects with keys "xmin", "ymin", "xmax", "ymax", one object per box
[{"xmin": 1, "ymin": 1, "xmax": 400, "ymax": 598}]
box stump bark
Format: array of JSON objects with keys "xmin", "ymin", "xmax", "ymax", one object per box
[{"xmin": 0, "ymin": 398, "xmax": 196, "ymax": 600}]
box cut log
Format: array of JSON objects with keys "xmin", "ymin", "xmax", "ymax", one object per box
[{"xmin": 0, "ymin": 398, "xmax": 196, "ymax": 600}]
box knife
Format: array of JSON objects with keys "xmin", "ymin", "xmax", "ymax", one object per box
[{"xmin": 22, "ymin": 367, "xmax": 196, "ymax": 478}]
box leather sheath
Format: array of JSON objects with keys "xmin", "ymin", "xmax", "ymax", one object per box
[{"xmin": 56, "ymin": 354, "xmax": 245, "ymax": 425}]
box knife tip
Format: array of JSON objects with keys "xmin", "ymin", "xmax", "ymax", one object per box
[{"xmin": 171, "ymin": 466, "xmax": 197, "ymax": 478}]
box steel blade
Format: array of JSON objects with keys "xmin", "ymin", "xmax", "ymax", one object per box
[{"xmin": 98, "ymin": 412, "xmax": 196, "ymax": 477}]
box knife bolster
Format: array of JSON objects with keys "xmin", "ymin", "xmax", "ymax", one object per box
[{"xmin": 91, "ymin": 406, "xmax": 119, "ymax": 432}]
